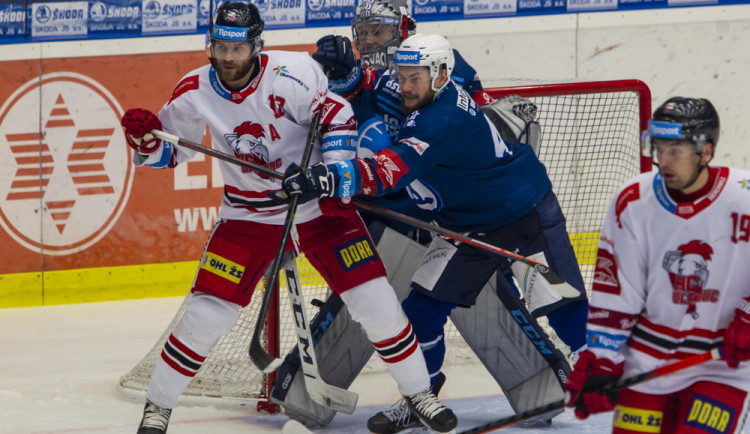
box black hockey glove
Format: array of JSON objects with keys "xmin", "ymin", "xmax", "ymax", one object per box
[
  {"xmin": 312, "ymin": 35, "xmax": 356, "ymax": 80},
  {"xmin": 270, "ymin": 162, "xmax": 335, "ymax": 205}
]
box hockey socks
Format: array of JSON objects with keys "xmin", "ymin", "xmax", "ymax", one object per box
[
  {"xmin": 372, "ymin": 322, "xmax": 431, "ymax": 395},
  {"xmin": 401, "ymin": 290, "xmax": 457, "ymax": 388}
]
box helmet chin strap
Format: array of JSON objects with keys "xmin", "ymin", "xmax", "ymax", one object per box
[{"xmin": 682, "ymin": 164, "xmax": 706, "ymax": 192}]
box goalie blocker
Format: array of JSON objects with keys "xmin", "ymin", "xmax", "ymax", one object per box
[{"xmin": 271, "ymin": 225, "xmax": 570, "ymax": 426}]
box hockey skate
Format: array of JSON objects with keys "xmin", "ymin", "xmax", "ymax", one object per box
[
  {"xmin": 403, "ymin": 388, "xmax": 456, "ymax": 434},
  {"xmin": 367, "ymin": 373, "xmax": 446, "ymax": 433},
  {"xmin": 137, "ymin": 400, "xmax": 172, "ymax": 434}
]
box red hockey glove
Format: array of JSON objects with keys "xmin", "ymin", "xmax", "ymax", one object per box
[
  {"xmin": 565, "ymin": 350, "xmax": 624, "ymax": 420},
  {"xmin": 121, "ymin": 108, "xmax": 163, "ymax": 155},
  {"xmin": 723, "ymin": 297, "xmax": 750, "ymax": 369}
]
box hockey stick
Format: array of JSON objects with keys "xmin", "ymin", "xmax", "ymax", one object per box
[
  {"xmin": 282, "ymin": 256, "xmax": 358, "ymax": 413},
  {"xmin": 458, "ymin": 348, "xmax": 724, "ymax": 434},
  {"xmin": 246, "ymin": 110, "xmax": 323, "ymax": 374},
  {"xmin": 150, "ymin": 129, "xmax": 577, "ymax": 292},
  {"xmin": 150, "ymin": 129, "xmax": 281, "ymax": 180}
]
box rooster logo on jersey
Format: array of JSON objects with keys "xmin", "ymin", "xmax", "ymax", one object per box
[
  {"xmin": 225, "ymin": 122, "xmax": 281, "ymax": 179},
  {"xmin": 663, "ymin": 240, "xmax": 719, "ymax": 318}
]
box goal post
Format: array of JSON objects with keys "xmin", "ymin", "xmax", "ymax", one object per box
[{"xmin": 117, "ymin": 79, "xmax": 652, "ymax": 410}]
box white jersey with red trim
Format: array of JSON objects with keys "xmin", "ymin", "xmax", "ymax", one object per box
[
  {"xmin": 135, "ymin": 50, "xmax": 358, "ymax": 225},
  {"xmin": 587, "ymin": 166, "xmax": 750, "ymax": 394}
]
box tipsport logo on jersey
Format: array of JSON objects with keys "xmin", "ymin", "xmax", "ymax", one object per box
[{"xmin": 0, "ymin": 72, "xmax": 134, "ymax": 255}]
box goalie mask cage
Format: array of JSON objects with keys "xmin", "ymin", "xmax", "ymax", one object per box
[{"xmin": 117, "ymin": 79, "xmax": 652, "ymax": 410}]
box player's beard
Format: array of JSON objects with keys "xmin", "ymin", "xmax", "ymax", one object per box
[
  {"xmin": 400, "ymin": 92, "xmax": 433, "ymax": 115},
  {"xmin": 211, "ymin": 57, "xmax": 255, "ymax": 89}
]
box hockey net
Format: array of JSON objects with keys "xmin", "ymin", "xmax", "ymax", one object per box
[{"xmin": 118, "ymin": 79, "xmax": 651, "ymax": 408}]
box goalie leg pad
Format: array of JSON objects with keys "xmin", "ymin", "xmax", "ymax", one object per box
[
  {"xmin": 271, "ymin": 227, "xmax": 568, "ymax": 425},
  {"xmin": 451, "ymin": 274, "xmax": 571, "ymax": 415}
]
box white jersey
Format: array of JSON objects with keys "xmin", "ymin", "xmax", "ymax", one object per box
[
  {"xmin": 588, "ymin": 166, "xmax": 750, "ymax": 394},
  {"xmin": 136, "ymin": 50, "xmax": 358, "ymax": 224}
]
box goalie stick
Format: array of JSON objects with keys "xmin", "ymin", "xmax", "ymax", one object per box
[
  {"xmin": 458, "ymin": 348, "xmax": 724, "ymax": 434},
  {"xmin": 150, "ymin": 128, "xmax": 578, "ymax": 296},
  {"xmin": 282, "ymin": 256, "xmax": 358, "ymax": 414}
]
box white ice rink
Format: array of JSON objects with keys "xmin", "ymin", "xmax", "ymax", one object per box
[{"xmin": 1, "ymin": 296, "xmax": 726, "ymax": 434}]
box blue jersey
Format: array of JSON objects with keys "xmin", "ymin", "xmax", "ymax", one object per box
[{"xmin": 329, "ymin": 80, "xmax": 552, "ymax": 232}]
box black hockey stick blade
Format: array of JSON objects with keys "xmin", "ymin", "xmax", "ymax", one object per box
[{"xmin": 458, "ymin": 348, "xmax": 723, "ymax": 433}]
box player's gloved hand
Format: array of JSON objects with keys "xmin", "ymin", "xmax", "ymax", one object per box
[
  {"xmin": 723, "ymin": 297, "xmax": 750, "ymax": 368},
  {"xmin": 268, "ymin": 162, "xmax": 336, "ymax": 205},
  {"xmin": 312, "ymin": 35, "xmax": 357, "ymax": 80},
  {"xmin": 121, "ymin": 108, "xmax": 163, "ymax": 155},
  {"xmin": 356, "ymin": 117, "xmax": 392, "ymax": 158},
  {"xmin": 565, "ymin": 350, "xmax": 623, "ymax": 420}
]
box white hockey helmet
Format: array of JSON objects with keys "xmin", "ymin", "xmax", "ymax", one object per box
[{"xmin": 391, "ymin": 33, "xmax": 454, "ymax": 93}]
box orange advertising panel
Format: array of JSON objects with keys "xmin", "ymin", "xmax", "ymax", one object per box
[{"xmin": 0, "ymin": 44, "xmax": 314, "ymax": 306}]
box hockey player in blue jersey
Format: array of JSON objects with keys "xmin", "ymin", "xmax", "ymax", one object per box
[
  {"xmin": 273, "ymin": 33, "xmax": 590, "ymax": 432},
  {"xmin": 313, "ymin": 0, "xmax": 493, "ymax": 156},
  {"xmin": 311, "ymin": 0, "xmax": 494, "ymax": 232}
]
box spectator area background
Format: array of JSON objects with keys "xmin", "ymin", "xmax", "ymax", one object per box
[{"xmin": 1, "ymin": 5, "xmax": 749, "ymax": 307}]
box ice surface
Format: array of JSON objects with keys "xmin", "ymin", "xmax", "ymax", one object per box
[{"xmin": 0, "ymin": 297, "xmax": 697, "ymax": 433}]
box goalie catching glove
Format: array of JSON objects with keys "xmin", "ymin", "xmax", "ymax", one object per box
[
  {"xmin": 564, "ymin": 349, "xmax": 623, "ymax": 420},
  {"xmin": 121, "ymin": 108, "xmax": 163, "ymax": 156}
]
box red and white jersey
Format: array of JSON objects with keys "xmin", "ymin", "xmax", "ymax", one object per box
[
  {"xmin": 587, "ymin": 166, "xmax": 750, "ymax": 394},
  {"xmin": 137, "ymin": 50, "xmax": 358, "ymax": 224}
]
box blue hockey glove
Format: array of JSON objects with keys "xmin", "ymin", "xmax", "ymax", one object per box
[{"xmin": 312, "ymin": 35, "xmax": 357, "ymax": 80}]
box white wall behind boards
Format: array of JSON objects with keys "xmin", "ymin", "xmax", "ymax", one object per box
[{"xmin": 2, "ymin": 6, "xmax": 748, "ymax": 167}]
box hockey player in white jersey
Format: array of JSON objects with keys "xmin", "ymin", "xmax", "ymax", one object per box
[
  {"xmin": 565, "ymin": 97, "xmax": 750, "ymax": 433},
  {"xmin": 119, "ymin": 3, "xmax": 456, "ymax": 433}
]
